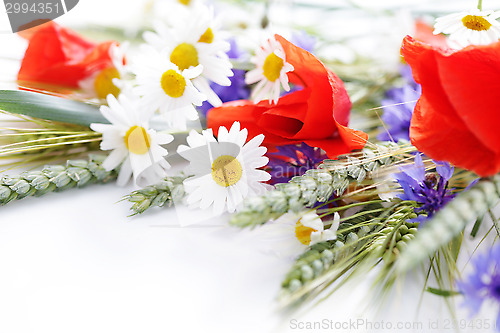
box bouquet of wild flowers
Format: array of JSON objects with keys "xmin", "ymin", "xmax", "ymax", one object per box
[{"xmin": 2, "ymin": 0, "xmax": 500, "ymax": 328}]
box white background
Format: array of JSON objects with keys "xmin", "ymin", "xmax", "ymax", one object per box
[{"xmin": 0, "ymin": 0, "xmax": 499, "ymax": 332}]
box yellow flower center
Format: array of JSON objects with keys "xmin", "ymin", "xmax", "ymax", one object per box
[
  {"xmin": 262, "ymin": 52, "xmax": 284, "ymax": 82},
  {"xmin": 211, "ymin": 155, "xmax": 242, "ymax": 187},
  {"xmin": 198, "ymin": 28, "xmax": 214, "ymax": 44},
  {"xmin": 178, "ymin": 0, "xmax": 190, "ymax": 5},
  {"xmin": 94, "ymin": 67, "xmax": 120, "ymax": 99},
  {"xmin": 295, "ymin": 219, "xmax": 317, "ymax": 246},
  {"xmin": 124, "ymin": 126, "xmax": 151, "ymax": 155},
  {"xmin": 462, "ymin": 15, "xmax": 492, "ymax": 31},
  {"xmin": 161, "ymin": 69, "xmax": 186, "ymax": 98},
  {"xmin": 170, "ymin": 43, "xmax": 199, "ymax": 71}
]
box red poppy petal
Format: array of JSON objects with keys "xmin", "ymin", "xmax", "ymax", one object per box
[
  {"xmin": 208, "ymin": 35, "xmax": 364, "ymax": 158},
  {"xmin": 414, "ymin": 20, "xmax": 448, "ymax": 49},
  {"xmin": 401, "ymin": 36, "xmax": 468, "ymax": 132},
  {"xmin": 207, "ymin": 101, "xmax": 284, "ymax": 144},
  {"xmin": 17, "ymin": 22, "xmax": 111, "ymax": 87},
  {"xmin": 275, "ymin": 35, "xmax": 352, "ymax": 138},
  {"xmin": 403, "ymin": 35, "xmax": 500, "ymax": 175},
  {"xmin": 17, "ymin": 20, "xmax": 54, "ymax": 40},
  {"xmin": 276, "ymin": 34, "xmax": 324, "ymax": 89},
  {"xmin": 258, "ymin": 106, "xmax": 306, "ymax": 138},
  {"xmin": 258, "ymin": 89, "xmax": 309, "ymax": 138},
  {"xmin": 435, "ymin": 42, "xmax": 500, "ymax": 153},
  {"xmin": 410, "ymin": 96, "xmax": 500, "ymax": 177},
  {"xmin": 80, "ymin": 41, "xmax": 117, "ymax": 75},
  {"xmin": 328, "ymin": 69, "xmax": 351, "ymax": 127},
  {"xmin": 305, "ymin": 125, "xmax": 367, "ymax": 158}
]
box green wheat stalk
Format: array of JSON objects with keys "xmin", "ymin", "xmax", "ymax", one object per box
[
  {"xmin": 0, "ymin": 111, "xmax": 102, "ymax": 169},
  {"xmin": 123, "ymin": 176, "xmax": 188, "ymax": 216},
  {"xmin": 0, "ymin": 155, "xmax": 116, "ymax": 205},
  {"xmin": 396, "ymin": 174, "xmax": 500, "ymax": 274},
  {"xmin": 279, "ymin": 201, "xmax": 417, "ymax": 308},
  {"xmin": 230, "ymin": 141, "xmax": 416, "ymax": 228}
]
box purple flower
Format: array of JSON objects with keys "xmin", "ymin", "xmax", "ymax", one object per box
[
  {"xmin": 458, "ymin": 244, "xmax": 500, "ymax": 329},
  {"xmin": 267, "ymin": 143, "xmax": 326, "ymax": 184},
  {"xmin": 291, "ymin": 31, "xmax": 317, "ymax": 53},
  {"xmin": 226, "ymin": 38, "xmax": 244, "ymax": 59},
  {"xmin": 378, "ymin": 66, "xmax": 421, "ymax": 142},
  {"xmin": 199, "ymin": 39, "xmax": 251, "ymax": 115},
  {"xmin": 394, "ymin": 154, "xmax": 455, "ymax": 221}
]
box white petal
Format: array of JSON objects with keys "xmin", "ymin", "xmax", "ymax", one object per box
[
  {"xmin": 116, "ymin": 158, "xmax": 133, "ymax": 186},
  {"xmin": 102, "ymin": 148, "xmax": 127, "ymax": 171},
  {"xmin": 300, "ymin": 212, "xmax": 323, "ymax": 231}
]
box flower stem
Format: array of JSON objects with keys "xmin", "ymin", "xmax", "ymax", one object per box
[
  {"xmin": 488, "ymin": 209, "xmax": 500, "ymax": 237},
  {"xmin": 478, "ymin": 0, "xmax": 483, "ymax": 10}
]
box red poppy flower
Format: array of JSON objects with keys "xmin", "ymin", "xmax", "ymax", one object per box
[
  {"xmin": 207, "ymin": 35, "xmax": 367, "ymax": 158},
  {"xmin": 414, "ymin": 20, "xmax": 448, "ymax": 49},
  {"xmin": 401, "ymin": 35, "xmax": 500, "ymax": 176},
  {"xmin": 18, "ymin": 21, "xmax": 117, "ymax": 88}
]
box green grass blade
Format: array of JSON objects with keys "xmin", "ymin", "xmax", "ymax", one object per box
[
  {"xmin": 426, "ymin": 287, "xmax": 461, "ymax": 297},
  {"xmin": 0, "ymin": 90, "xmax": 107, "ymax": 127}
]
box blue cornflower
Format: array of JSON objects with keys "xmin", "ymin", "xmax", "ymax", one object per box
[
  {"xmin": 378, "ymin": 65, "xmax": 421, "ymax": 142},
  {"xmin": 458, "ymin": 244, "xmax": 500, "ymax": 330},
  {"xmin": 199, "ymin": 39, "xmax": 251, "ymax": 115},
  {"xmin": 394, "ymin": 154, "xmax": 455, "ymax": 221},
  {"xmin": 267, "ymin": 143, "xmax": 326, "ymax": 184}
]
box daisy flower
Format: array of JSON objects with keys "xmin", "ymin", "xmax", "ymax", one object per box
[
  {"xmin": 143, "ymin": 4, "xmax": 233, "ymax": 107},
  {"xmin": 245, "ymin": 36, "xmax": 294, "ymax": 104},
  {"xmin": 150, "ymin": 0, "xmax": 201, "ymax": 17},
  {"xmin": 79, "ymin": 42, "xmax": 129, "ymax": 100},
  {"xmin": 177, "ymin": 121, "xmax": 271, "ymax": 215},
  {"xmin": 248, "ymin": 212, "xmax": 340, "ymax": 258},
  {"xmin": 434, "ymin": 9, "xmax": 500, "ymax": 47},
  {"xmin": 295, "ymin": 212, "xmax": 339, "ymax": 246},
  {"xmin": 90, "ymin": 94, "xmax": 173, "ymax": 186},
  {"xmin": 199, "ymin": 39, "xmax": 251, "ymax": 114},
  {"xmin": 132, "ymin": 46, "xmax": 206, "ymax": 130}
]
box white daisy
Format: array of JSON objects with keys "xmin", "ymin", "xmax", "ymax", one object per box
[
  {"xmin": 150, "ymin": 0, "xmax": 201, "ymax": 16},
  {"xmin": 132, "ymin": 46, "xmax": 206, "ymax": 130},
  {"xmin": 434, "ymin": 9, "xmax": 500, "ymax": 47},
  {"xmin": 247, "ymin": 211, "xmax": 340, "ymax": 259},
  {"xmin": 177, "ymin": 121, "xmax": 271, "ymax": 215},
  {"xmin": 245, "ymin": 36, "xmax": 294, "ymax": 105},
  {"xmin": 296, "ymin": 212, "xmax": 339, "ymax": 246},
  {"xmin": 143, "ymin": 4, "xmax": 233, "ymax": 106},
  {"xmin": 90, "ymin": 94, "xmax": 173, "ymax": 186},
  {"xmin": 78, "ymin": 42, "xmax": 130, "ymax": 100}
]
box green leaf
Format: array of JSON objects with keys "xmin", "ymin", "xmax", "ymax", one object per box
[
  {"xmin": 449, "ymin": 233, "xmax": 463, "ymax": 264},
  {"xmin": 426, "ymin": 287, "xmax": 461, "ymax": 297},
  {"xmin": 0, "ymin": 90, "xmax": 108, "ymax": 127},
  {"xmin": 470, "ymin": 215, "xmax": 484, "ymax": 238}
]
